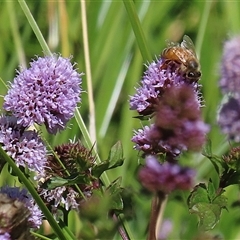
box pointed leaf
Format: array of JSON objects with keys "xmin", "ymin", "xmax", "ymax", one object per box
[
  {"xmin": 92, "ymin": 142, "xmax": 124, "ymax": 178},
  {"xmin": 107, "ymin": 141, "xmax": 124, "ymax": 169},
  {"xmin": 207, "ymin": 179, "xmax": 216, "ymax": 202},
  {"xmin": 107, "ymin": 177, "xmax": 123, "ymax": 211},
  {"xmin": 42, "ymin": 173, "xmax": 90, "ymax": 190},
  {"xmin": 92, "ymin": 161, "xmax": 110, "ymax": 178}
]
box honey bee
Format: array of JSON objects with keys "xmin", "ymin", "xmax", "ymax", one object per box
[{"xmin": 161, "ymin": 35, "xmax": 201, "ymax": 82}]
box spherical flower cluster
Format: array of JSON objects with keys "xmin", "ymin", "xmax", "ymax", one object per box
[
  {"xmin": 132, "ymin": 85, "xmax": 209, "ymax": 156},
  {"xmin": 219, "ymin": 36, "xmax": 240, "ymax": 94},
  {"xmin": 138, "ymin": 155, "xmax": 195, "ymax": 193},
  {"xmin": 0, "ymin": 186, "xmax": 42, "ymax": 232},
  {"xmin": 0, "ymin": 115, "xmax": 47, "ymax": 174},
  {"xmin": 129, "ymin": 57, "xmax": 201, "ymax": 116},
  {"xmin": 4, "ymin": 54, "xmax": 83, "ymax": 134}
]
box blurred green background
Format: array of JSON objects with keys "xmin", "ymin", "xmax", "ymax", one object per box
[{"xmin": 0, "ymin": 1, "xmax": 240, "ymax": 239}]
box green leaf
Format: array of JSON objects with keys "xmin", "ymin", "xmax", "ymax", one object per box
[
  {"xmin": 207, "ymin": 179, "xmax": 216, "ymax": 202},
  {"xmin": 42, "ymin": 174, "xmax": 90, "ymax": 190},
  {"xmin": 188, "ymin": 181, "xmax": 228, "ymax": 231},
  {"xmin": 92, "ymin": 142, "xmax": 124, "ymax": 178},
  {"xmin": 107, "ymin": 141, "xmax": 124, "ymax": 169},
  {"xmin": 106, "ymin": 177, "xmax": 123, "ymax": 211},
  {"xmin": 213, "ymin": 195, "xmax": 228, "ymax": 209},
  {"xmin": 92, "ymin": 161, "xmax": 111, "ymax": 178},
  {"xmin": 188, "ymin": 183, "xmax": 209, "ymax": 209},
  {"xmin": 190, "ymin": 202, "xmax": 220, "ymax": 231},
  {"xmin": 202, "ymin": 139, "xmax": 223, "ymax": 175}
]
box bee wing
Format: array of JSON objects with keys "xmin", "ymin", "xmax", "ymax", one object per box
[
  {"xmin": 165, "ymin": 39, "xmax": 179, "ymax": 48},
  {"xmin": 181, "ymin": 35, "xmax": 197, "ymax": 56}
]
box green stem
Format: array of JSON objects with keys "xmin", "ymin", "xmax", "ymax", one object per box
[
  {"xmin": 122, "ymin": 0, "xmax": 152, "ymax": 62},
  {"xmin": 74, "ymin": 110, "xmax": 110, "ymax": 186},
  {"xmin": 18, "ymin": 0, "xmax": 52, "ymax": 56},
  {"xmin": 0, "ymin": 146, "xmax": 68, "ymax": 240},
  {"xmin": 195, "ymin": 0, "xmax": 213, "ymax": 58}
]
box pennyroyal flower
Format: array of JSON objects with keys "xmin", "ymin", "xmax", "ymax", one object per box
[
  {"xmin": 132, "ymin": 85, "xmax": 209, "ymax": 156},
  {"xmin": 4, "ymin": 55, "xmax": 83, "ymax": 134},
  {"xmin": 138, "ymin": 155, "xmax": 195, "ymax": 193}
]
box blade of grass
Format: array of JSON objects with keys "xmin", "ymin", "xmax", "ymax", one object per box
[
  {"xmin": 74, "ymin": 110, "xmax": 110, "ymax": 186},
  {"xmin": 18, "ymin": 0, "xmax": 52, "ymax": 56},
  {"xmin": 122, "ymin": 0, "xmax": 151, "ymax": 62},
  {"xmin": 195, "ymin": 0, "xmax": 213, "ymax": 58},
  {"xmin": 80, "ymin": 0, "xmax": 97, "ymax": 143}
]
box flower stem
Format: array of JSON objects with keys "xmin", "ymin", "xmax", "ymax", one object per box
[
  {"xmin": 148, "ymin": 192, "xmax": 167, "ymax": 240},
  {"xmin": 74, "ymin": 110, "xmax": 110, "ymax": 186}
]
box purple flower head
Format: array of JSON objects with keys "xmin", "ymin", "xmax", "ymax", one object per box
[
  {"xmin": 0, "ymin": 186, "xmax": 42, "ymax": 230},
  {"xmin": 4, "ymin": 54, "xmax": 83, "ymax": 134},
  {"xmin": 132, "ymin": 85, "xmax": 209, "ymax": 156},
  {"xmin": 139, "ymin": 155, "xmax": 195, "ymax": 193},
  {"xmin": 129, "ymin": 57, "xmax": 201, "ymax": 116},
  {"xmin": 219, "ymin": 36, "xmax": 240, "ymax": 94},
  {"xmin": 218, "ymin": 95, "xmax": 240, "ymax": 141},
  {"xmin": 0, "ymin": 115, "xmax": 47, "ymax": 174}
]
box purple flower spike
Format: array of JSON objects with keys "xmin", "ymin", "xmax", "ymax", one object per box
[
  {"xmin": 153, "ymin": 85, "xmax": 209, "ymax": 153},
  {"xmin": 4, "ymin": 55, "xmax": 83, "ymax": 134},
  {"xmin": 139, "ymin": 155, "xmax": 195, "ymax": 193},
  {"xmin": 132, "ymin": 85, "xmax": 209, "ymax": 156},
  {"xmin": 219, "ymin": 36, "xmax": 240, "ymax": 94}
]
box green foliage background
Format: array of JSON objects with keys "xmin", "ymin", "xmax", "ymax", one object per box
[{"xmin": 0, "ymin": 1, "xmax": 240, "ymax": 239}]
